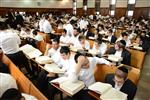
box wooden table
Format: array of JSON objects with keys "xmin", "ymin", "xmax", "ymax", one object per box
[
  {"xmin": 88, "ymin": 90, "xmax": 101, "ymax": 100},
  {"xmin": 51, "ymin": 83, "xmax": 73, "ymax": 97}
]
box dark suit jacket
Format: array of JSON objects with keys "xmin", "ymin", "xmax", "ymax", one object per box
[
  {"xmin": 105, "ymin": 74, "xmax": 137, "ymax": 100},
  {"xmin": 111, "ymin": 35, "xmax": 117, "ymax": 44},
  {"xmin": 107, "ymin": 47, "xmax": 131, "ymax": 66}
]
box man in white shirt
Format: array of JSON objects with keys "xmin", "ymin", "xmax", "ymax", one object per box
[
  {"xmin": 73, "ymin": 35, "xmax": 90, "ymax": 50},
  {"xmin": 0, "ymin": 73, "xmax": 18, "ymax": 97},
  {"xmin": 32, "ymin": 29, "xmax": 43, "ymax": 41},
  {"xmin": 37, "ymin": 46, "xmax": 76, "ymax": 100},
  {"xmin": 1, "ymin": 88, "xmax": 37, "ymax": 100},
  {"xmin": 92, "ymin": 39, "xmax": 107, "ymax": 56},
  {"xmin": 116, "ymin": 32, "xmax": 131, "ymax": 47},
  {"xmin": 43, "ymin": 15, "xmax": 52, "ymax": 34},
  {"xmin": 64, "ymin": 21, "xmax": 74, "ymax": 37},
  {"xmin": 105, "ymin": 66, "xmax": 137, "ymax": 100},
  {"xmin": 70, "ymin": 53, "xmax": 113, "ymax": 100},
  {"xmin": 39, "ymin": 14, "xmax": 45, "ymax": 32},
  {"xmin": 44, "ymin": 38, "xmax": 60, "ymax": 64},
  {"xmin": 59, "ymin": 29, "xmax": 71, "ymax": 45},
  {"xmin": 0, "ymin": 22, "xmax": 34, "ymax": 77},
  {"xmin": 78, "ymin": 17, "xmax": 89, "ymax": 30}
]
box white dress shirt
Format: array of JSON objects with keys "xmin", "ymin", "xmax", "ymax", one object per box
[
  {"xmin": 73, "ymin": 40, "xmax": 90, "ymax": 50},
  {"xmin": 22, "ymin": 93, "xmax": 37, "ymax": 100},
  {"xmin": 0, "ymin": 30, "xmax": 21, "ymax": 54},
  {"xmin": 108, "ymin": 35, "xmax": 112, "ymax": 42},
  {"xmin": 43, "ymin": 20, "xmax": 52, "ymax": 34},
  {"xmin": 78, "ymin": 19, "xmax": 88, "ymax": 30},
  {"xmin": 47, "ymin": 47, "xmax": 61, "ymax": 64},
  {"xmin": 92, "ymin": 42, "xmax": 108, "ymax": 55},
  {"xmin": 60, "ymin": 35, "xmax": 71, "ymax": 44},
  {"xmin": 115, "ymin": 50, "xmax": 122, "ymax": 57},
  {"xmin": 34, "ymin": 34, "xmax": 43, "ymax": 41},
  {"xmin": 39, "ymin": 19, "xmax": 45, "ymax": 32},
  {"xmin": 64, "ymin": 23, "xmax": 74, "ymax": 37},
  {"xmin": 68, "ymin": 57, "xmax": 110, "ymax": 87},
  {"xmin": 0, "ymin": 73, "xmax": 18, "ymax": 97}
]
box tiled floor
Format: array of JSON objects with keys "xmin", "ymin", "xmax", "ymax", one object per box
[{"xmin": 134, "ymin": 49, "xmax": 150, "ymax": 100}]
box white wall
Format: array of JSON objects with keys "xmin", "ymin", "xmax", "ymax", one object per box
[
  {"xmin": 135, "ymin": 0, "xmax": 150, "ymax": 7},
  {"xmin": 0, "ymin": 0, "xmax": 149, "ymax": 8}
]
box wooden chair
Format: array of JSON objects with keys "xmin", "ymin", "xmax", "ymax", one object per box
[
  {"xmin": 127, "ymin": 49, "xmax": 146, "ymax": 69},
  {"xmin": 94, "ymin": 64, "xmax": 140, "ymax": 85}
]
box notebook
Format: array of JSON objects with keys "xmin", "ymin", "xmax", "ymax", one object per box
[
  {"xmin": 50, "ymin": 77, "xmax": 85, "ymax": 95},
  {"xmin": 88, "ymin": 82, "xmax": 127, "ymax": 100}
]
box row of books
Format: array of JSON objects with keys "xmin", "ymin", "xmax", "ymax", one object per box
[{"xmin": 20, "ymin": 44, "xmax": 65, "ymax": 74}]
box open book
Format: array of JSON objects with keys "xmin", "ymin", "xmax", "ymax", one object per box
[
  {"xmin": 107, "ymin": 55, "xmax": 123, "ymax": 62},
  {"xmin": 88, "ymin": 49, "xmax": 99, "ymax": 55},
  {"xmin": 88, "ymin": 82, "xmax": 127, "ymax": 100},
  {"xmin": 133, "ymin": 46, "xmax": 142, "ymax": 50},
  {"xmin": 44, "ymin": 63, "xmax": 65, "ymax": 74},
  {"xmin": 20, "ymin": 44, "xmax": 42, "ymax": 58},
  {"xmin": 50, "ymin": 77, "xmax": 85, "ymax": 96},
  {"xmin": 35, "ymin": 56, "xmax": 53, "ymax": 64}
]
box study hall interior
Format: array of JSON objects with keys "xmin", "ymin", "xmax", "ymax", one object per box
[{"xmin": 0, "ymin": 0, "xmax": 150, "ymax": 100}]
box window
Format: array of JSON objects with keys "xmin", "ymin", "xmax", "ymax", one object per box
[
  {"xmin": 110, "ymin": 0, "xmax": 116, "ymax": 5},
  {"xmin": 127, "ymin": 0, "xmax": 136, "ymax": 17},
  {"xmin": 109, "ymin": 0, "xmax": 117, "ymax": 16},
  {"xmin": 110, "ymin": 10, "xmax": 115, "ymax": 16},
  {"xmin": 128, "ymin": 0, "xmax": 136, "ymax": 4},
  {"xmin": 127, "ymin": 10, "xmax": 133, "ymax": 16},
  {"xmin": 73, "ymin": 0, "xmax": 77, "ymax": 15}
]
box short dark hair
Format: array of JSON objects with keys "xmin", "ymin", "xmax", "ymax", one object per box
[
  {"xmin": 121, "ymin": 32, "xmax": 128, "ymax": 37},
  {"xmin": 63, "ymin": 29, "xmax": 67, "ymax": 33},
  {"xmin": 78, "ymin": 35, "xmax": 85, "ymax": 41},
  {"xmin": 45, "ymin": 14, "xmax": 49, "ymax": 19},
  {"xmin": 0, "ymin": 21, "xmax": 8, "ymax": 30},
  {"xmin": 108, "ymin": 29, "xmax": 113, "ymax": 33},
  {"xmin": 32, "ymin": 29, "xmax": 38, "ymax": 35},
  {"xmin": 95, "ymin": 38, "xmax": 102, "ymax": 44},
  {"xmin": 1, "ymin": 88, "xmax": 22, "ymax": 100},
  {"xmin": 52, "ymin": 38, "xmax": 60, "ymax": 44},
  {"xmin": 60, "ymin": 46, "xmax": 70, "ymax": 54},
  {"xmin": 74, "ymin": 52, "xmax": 83, "ymax": 63}
]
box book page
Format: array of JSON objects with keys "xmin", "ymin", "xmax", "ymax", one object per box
[
  {"xmin": 35, "ymin": 56, "xmax": 53, "ymax": 64},
  {"xmin": 60, "ymin": 80, "xmax": 85, "ymax": 95},
  {"xmin": 50, "ymin": 77, "xmax": 67, "ymax": 84},
  {"xmin": 88, "ymin": 82, "xmax": 112, "ymax": 94},
  {"xmin": 27, "ymin": 49, "xmax": 42, "ymax": 58},
  {"xmin": 44, "ymin": 63, "xmax": 65, "ymax": 74},
  {"xmin": 20, "ymin": 44, "xmax": 42, "ymax": 58},
  {"xmin": 108, "ymin": 55, "xmax": 123, "ymax": 62},
  {"xmin": 133, "ymin": 46, "xmax": 142, "ymax": 50},
  {"xmin": 19, "ymin": 44, "xmax": 36, "ymax": 54},
  {"xmin": 100, "ymin": 88, "xmax": 127, "ymax": 100}
]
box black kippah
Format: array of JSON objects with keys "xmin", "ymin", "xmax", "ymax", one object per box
[{"xmin": 118, "ymin": 66, "xmax": 128, "ymax": 74}]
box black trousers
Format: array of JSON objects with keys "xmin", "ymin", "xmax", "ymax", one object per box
[
  {"xmin": 0, "ymin": 62, "xmax": 10, "ymax": 73},
  {"xmin": 6, "ymin": 51, "xmax": 33, "ymax": 75},
  {"xmin": 36, "ymin": 70, "xmax": 60, "ymax": 100},
  {"xmin": 72, "ymin": 89, "xmax": 96, "ymax": 100}
]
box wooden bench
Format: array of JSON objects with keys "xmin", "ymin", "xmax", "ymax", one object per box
[
  {"xmin": 127, "ymin": 49, "xmax": 146, "ymax": 69},
  {"xmin": 3, "ymin": 55, "xmax": 48, "ymax": 100},
  {"xmin": 94, "ymin": 64, "xmax": 140, "ymax": 85}
]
